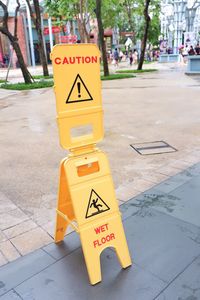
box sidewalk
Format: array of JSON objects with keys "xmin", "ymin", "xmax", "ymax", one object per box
[{"xmin": 0, "ymin": 162, "xmax": 200, "ymax": 300}]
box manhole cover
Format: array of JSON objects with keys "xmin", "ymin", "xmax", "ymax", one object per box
[{"xmin": 130, "ymin": 141, "xmax": 177, "ymax": 155}]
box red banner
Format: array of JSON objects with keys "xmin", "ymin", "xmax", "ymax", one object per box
[
  {"xmin": 60, "ymin": 35, "xmax": 77, "ymax": 44},
  {"xmin": 43, "ymin": 26, "xmax": 61, "ymax": 35}
]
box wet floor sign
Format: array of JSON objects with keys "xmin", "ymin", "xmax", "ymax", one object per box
[{"xmin": 51, "ymin": 44, "xmax": 132, "ymax": 285}]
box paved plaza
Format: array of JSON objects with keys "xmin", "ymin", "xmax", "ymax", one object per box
[
  {"xmin": 0, "ymin": 61, "xmax": 200, "ymax": 299},
  {"xmin": 0, "ymin": 162, "xmax": 200, "ymax": 299}
]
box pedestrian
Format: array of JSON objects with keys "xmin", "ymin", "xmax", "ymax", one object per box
[
  {"xmin": 195, "ymin": 43, "xmax": 200, "ymax": 55},
  {"xmin": 113, "ymin": 48, "xmax": 119, "ymax": 67},
  {"xmin": 133, "ymin": 49, "xmax": 138, "ymax": 64},
  {"xmin": 182, "ymin": 44, "xmax": 189, "ymax": 63},
  {"xmin": 129, "ymin": 50, "xmax": 133, "ymax": 66},
  {"xmin": 188, "ymin": 45, "xmax": 195, "ymax": 55},
  {"xmin": 119, "ymin": 50, "xmax": 124, "ymax": 62}
]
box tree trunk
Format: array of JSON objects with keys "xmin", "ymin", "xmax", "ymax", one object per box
[
  {"xmin": 95, "ymin": 0, "xmax": 109, "ymax": 76},
  {"xmin": 33, "ymin": 0, "xmax": 49, "ymax": 76},
  {"xmin": 26, "ymin": 0, "xmax": 49, "ymax": 76},
  {"xmin": 11, "ymin": 39, "xmax": 32, "ymax": 83},
  {"xmin": 138, "ymin": 0, "xmax": 151, "ymax": 70}
]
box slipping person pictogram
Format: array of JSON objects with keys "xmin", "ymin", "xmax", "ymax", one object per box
[
  {"xmin": 85, "ymin": 189, "xmax": 110, "ymax": 218},
  {"xmin": 90, "ymin": 198, "xmax": 103, "ymax": 212}
]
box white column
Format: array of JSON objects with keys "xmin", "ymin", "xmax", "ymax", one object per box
[
  {"xmin": 25, "ymin": 2, "xmax": 35, "ymax": 67},
  {"xmin": 48, "ymin": 17, "xmax": 53, "ymax": 51}
]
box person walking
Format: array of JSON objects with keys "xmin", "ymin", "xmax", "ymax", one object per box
[
  {"xmin": 188, "ymin": 45, "xmax": 195, "ymax": 55},
  {"xmin": 113, "ymin": 48, "xmax": 119, "ymax": 67},
  {"xmin": 133, "ymin": 49, "xmax": 138, "ymax": 64},
  {"xmin": 129, "ymin": 50, "xmax": 133, "ymax": 66},
  {"xmin": 195, "ymin": 43, "xmax": 200, "ymax": 55}
]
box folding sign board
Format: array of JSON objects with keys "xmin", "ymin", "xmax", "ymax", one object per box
[
  {"xmin": 52, "ymin": 44, "xmax": 132, "ymax": 285},
  {"xmin": 51, "ymin": 44, "xmax": 103, "ymax": 150},
  {"xmin": 55, "ymin": 150, "xmax": 132, "ymax": 285}
]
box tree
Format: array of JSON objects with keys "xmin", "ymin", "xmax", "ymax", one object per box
[
  {"xmin": 0, "ymin": 0, "xmax": 33, "ymax": 83},
  {"xmin": 26, "ymin": 0, "xmax": 49, "ymax": 76},
  {"xmin": 45, "ymin": 0, "xmax": 91, "ymax": 43},
  {"xmin": 137, "ymin": 0, "xmax": 151, "ymax": 70},
  {"xmin": 95, "ymin": 0, "xmax": 109, "ymax": 76}
]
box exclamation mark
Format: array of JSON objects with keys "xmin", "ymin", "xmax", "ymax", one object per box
[{"xmin": 77, "ymin": 82, "xmax": 81, "ymax": 98}]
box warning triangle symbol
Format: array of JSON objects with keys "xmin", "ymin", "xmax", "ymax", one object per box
[
  {"xmin": 66, "ymin": 74, "xmax": 93, "ymax": 104},
  {"xmin": 85, "ymin": 189, "xmax": 110, "ymax": 219}
]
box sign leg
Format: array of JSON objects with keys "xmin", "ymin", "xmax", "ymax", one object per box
[
  {"xmin": 55, "ymin": 159, "xmax": 75, "ymax": 243},
  {"xmin": 81, "ymin": 234, "xmax": 102, "ymax": 285}
]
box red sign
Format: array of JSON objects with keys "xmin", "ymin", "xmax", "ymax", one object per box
[
  {"xmin": 43, "ymin": 26, "xmax": 61, "ymax": 35},
  {"xmin": 60, "ymin": 35, "xmax": 77, "ymax": 44}
]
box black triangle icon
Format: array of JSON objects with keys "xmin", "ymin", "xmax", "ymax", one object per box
[
  {"xmin": 66, "ymin": 74, "xmax": 93, "ymax": 104},
  {"xmin": 85, "ymin": 189, "xmax": 110, "ymax": 219}
]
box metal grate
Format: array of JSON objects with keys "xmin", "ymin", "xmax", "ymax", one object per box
[{"xmin": 130, "ymin": 141, "xmax": 177, "ymax": 155}]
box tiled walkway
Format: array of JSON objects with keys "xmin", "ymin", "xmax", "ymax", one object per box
[{"xmin": 0, "ymin": 162, "xmax": 200, "ymax": 300}]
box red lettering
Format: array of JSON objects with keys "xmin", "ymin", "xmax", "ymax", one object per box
[
  {"xmin": 85, "ymin": 56, "xmax": 91, "ymax": 63},
  {"xmin": 76, "ymin": 56, "xmax": 81, "ymax": 64},
  {"xmin": 91, "ymin": 56, "xmax": 97, "ymax": 63},
  {"xmin": 93, "ymin": 233, "xmax": 115, "ymax": 248},
  {"xmin": 55, "ymin": 57, "xmax": 61, "ymax": 65},
  {"xmin": 69, "ymin": 57, "xmax": 75, "ymax": 64},
  {"xmin": 110, "ymin": 233, "xmax": 115, "ymax": 240},
  {"xmin": 94, "ymin": 226, "xmax": 101, "ymax": 234},
  {"xmin": 62, "ymin": 57, "xmax": 69, "ymax": 64},
  {"xmin": 93, "ymin": 240, "xmax": 99, "ymax": 248},
  {"xmin": 94, "ymin": 223, "xmax": 109, "ymax": 234}
]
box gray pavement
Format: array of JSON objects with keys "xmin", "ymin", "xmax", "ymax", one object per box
[
  {"xmin": 0, "ymin": 162, "xmax": 200, "ymax": 300},
  {"xmin": 1, "ymin": 62, "xmax": 200, "ymax": 261}
]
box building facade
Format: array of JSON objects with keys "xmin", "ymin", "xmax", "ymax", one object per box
[{"xmin": 160, "ymin": 0, "xmax": 200, "ymax": 53}]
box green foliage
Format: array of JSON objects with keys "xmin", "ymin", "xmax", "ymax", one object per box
[
  {"xmin": 116, "ymin": 68, "xmax": 158, "ymax": 73},
  {"xmin": 32, "ymin": 74, "xmax": 53, "ymax": 79},
  {"xmin": 45, "ymin": 0, "xmax": 160, "ymax": 46},
  {"xmin": 101, "ymin": 73, "xmax": 135, "ymax": 80},
  {"xmin": 0, "ymin": 81, "xmax": 54, "ymax": 90}
]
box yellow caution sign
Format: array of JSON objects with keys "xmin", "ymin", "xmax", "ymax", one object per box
[
  {"xmin": 51, "ymin": 44, "xmax": 103, "ymax": 150},
  {"xmin": 51, "ymin": 44, "xmax": 132, "ymax": 285}
]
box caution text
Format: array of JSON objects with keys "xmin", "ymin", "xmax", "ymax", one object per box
[{"xmin": 54, "ymin": 56, "xmax": 98, "ymax": 65}]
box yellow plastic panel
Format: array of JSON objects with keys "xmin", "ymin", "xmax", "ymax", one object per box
[{"xmin": 51, "ymin": 44, "xmax": 104, "ymax": 150}]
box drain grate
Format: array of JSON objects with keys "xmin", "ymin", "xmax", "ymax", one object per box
[{"xmin": 130, "ymin": 141, "xmax": 177, "ymax": 155}]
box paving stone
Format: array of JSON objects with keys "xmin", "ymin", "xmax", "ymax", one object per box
[
  {"xmin": 157, "ymin": 165, "xmax": 180, "ymax": 177},
  {"xmin": 0, "ymin": 241, "xmax": 20, "ymax": 262},
  {"xmin": 142, "ymin": 172, "xmax": 168, "ymax": 185},
  {"xmin": 15, "ymin": 248, "xmax": 165, "ymax": 300},
  {"xmin": 0, "ymin": 208, "xmax": 29, "ymax": 231},
  {"xmin": 0, "ymin": 290, "xmax": 22, "ymax": 300},
  {"xmin": 0, "ymin": 192, "xmax": 17, "ymax": 214},
  {"xmin": 165, "ymin": 175, "xmax": 200, "ymax": 227},
  {"xmin": 131, "ymin": 178, "xmax": 155, "ymax": 192},
  {"xmin": 116, "ymin": 183, "xmax": 140, "ymax": 202},
  {"xmin": 41, "ymin": 220, "xmax": 74, "ymax": 239},
  {"xmin": 167, "ymin": 159, "xmax": 194, "ymax": 171},
  {"xmin": 120, "ymin": 199, "xmax": 141, "ymax": 221},
  {"xmin": 123, "ymin": 208, "xmax": 200, "ymax": 283},
  {"xmin": 187, "ymin": 162, "xmax": 200, "ymax": 176},
  {"xmin": 3, "ymin": 220, "xmax": 38, "ymax": 239},
  {"xmin": 154, "ymin": 171, "xmax": 192, "ymax": 193},
  {"xmin": 43, "ymin": 232, "xmax": 80, "ymax": 260},
  {"xmin": 0, "ymin": 232, "xmax": 6, "ymax": 243},
  {"xmin": 31, "ymin": 208, "xmax": 56, "ymax": 226},
  {"xmin": 0, "ymin": 252, "xmax": 7, "ymax": 267},
  {"xmin": 0, "ymin": 249, "xmax": 55, "ymax": 296},
  {"xmin": 155, "ymin": 256, "xmax": 200, "ymax": 300},
  {"xmin": 122, "ymin": 182, "xmax": 200, "ymax": 228},
  {"xmin": 11, "ymin": 227, "xmax": 53, "ymax": 256}
]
